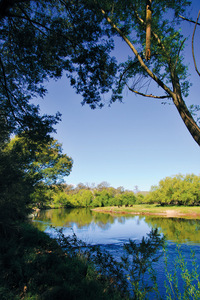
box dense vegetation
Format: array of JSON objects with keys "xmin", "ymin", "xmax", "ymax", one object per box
[
  {"xmin": 40, "ymin": 174, "xmax": 200, "ymax": 209},
  {"xmin": 43, "ymin": 182, "xmax": 139, "ymax": 209},
  {"xmin": 145, "ymin": 174, "xmax": 200, "ymax": 206}
]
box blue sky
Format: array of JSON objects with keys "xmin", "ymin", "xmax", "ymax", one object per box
[{"xmin": 35, "ymin": 1, "xmax": 200, "ymax": 192}]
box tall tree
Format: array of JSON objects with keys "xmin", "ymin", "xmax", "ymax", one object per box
[{"xmin": 1, "ymin": 0, "xmax": 200, "ymax": 145}]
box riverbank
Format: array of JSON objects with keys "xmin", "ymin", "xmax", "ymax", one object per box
[
  {"xmin": 92, "ymin": 205, "xmax": 200, "ymax": 219},
  {"xmin": 0, "ymin": 222, "xmax": 126, "ymax": 300}
]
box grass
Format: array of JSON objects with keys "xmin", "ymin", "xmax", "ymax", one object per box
[{"xmin": 92, "ymin": 204, "xmax": 200, "ymax": 219}]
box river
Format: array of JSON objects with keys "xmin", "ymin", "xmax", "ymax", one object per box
[{"xmin": 32, "ymin": 208, "xmax": 200, "ymax": 298}]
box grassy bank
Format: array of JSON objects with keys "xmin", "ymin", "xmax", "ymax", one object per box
[{"xmin": 92, "ymin": 204, "xmax": 200, "ymax": 219}]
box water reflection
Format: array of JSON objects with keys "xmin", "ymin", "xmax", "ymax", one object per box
[
  {"xmin": 32, "ymin": 208, "xmax": 150, "ymax": 245},
  {"xmin": 145, "ymin": 216, "xmax": 200, "ymax": 244},
  {"xmin": 32, "ymin": 208, "xmax": 200, "ymax": 245}
]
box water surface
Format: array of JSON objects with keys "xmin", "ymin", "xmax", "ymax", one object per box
[{"xmin": 32, "ymin": 208, "xmax": 200, "ymax": 298}]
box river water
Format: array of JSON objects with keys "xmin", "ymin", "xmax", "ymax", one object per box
[{"xmin": 32, "ymin": 208, "xmax": 200, "ymax": 298}]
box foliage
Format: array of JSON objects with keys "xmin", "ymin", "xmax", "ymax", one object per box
[
  {"xmin": 1, "ymin": 0, "xmax": 200, "ymax": 144},
  {"xmin": 53, "ymin": 226, "xmax": 167, "ymax": 299},
  {"xmin": 0, "ymin": 0, "xmax": 117, "ymax": 134},
  {"xmin": 164, "ymin": 244, "xmax": 200, "ymax": 299},
  {"xmin": 145, "ymin": 174, "xmax": 200, "ymax": 206},
  {"xmin": 0, "ymin": 134, "xmax": 72, "ymax": 234},
  {"xmin": 44, "ymin": 183, "xmax": 138, "ymax": 208},
  {"xmin": 41, "ymin": 173, "xmax": 200, "ymax": 209},
  {"xmin": 121, "ymin": 228, "xmax": 165, "ymax": 299}
]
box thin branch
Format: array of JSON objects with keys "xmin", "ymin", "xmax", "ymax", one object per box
[
  {"xmin": 173, "ymin": 38, "xmax": 186, "ymax": 72},
  {"xmin": 8, "ymin": 9, "xmax": 75, "ymax": 45},
  {"xmin": 126, "ymin": 84, "xmax": 171, "ymax": 99},
  {"xmin": 18, "ymin": 5, "xmax": 49, "ymax": 37},
  {"xmin": 179, "ymin": 14, "xmax": 200, "ymax": 26},
  {"xmin": 8, "ymin": 12, "xmax": 50, "ymax": 37},
  {"xmin": 192, "ymin": 10, "xmax": 200, "ymax": 77},
  {"xmin": 119, "ymin": 61, "xmax": 139, "ymax": 85}
]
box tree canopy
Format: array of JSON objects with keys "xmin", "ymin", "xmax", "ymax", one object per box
[
  {"xmin": 1, "ymin": 0, "xmax": 200, "ymax": 145},
  {"xmin": 145, "ymin": 174, "xmax": 200, "ymax": 206},
  {"xmin": 0, "ymin": 134, "xmax": 73, "ymax": 226}
]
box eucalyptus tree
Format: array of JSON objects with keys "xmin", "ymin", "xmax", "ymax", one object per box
[{"xmin": 1, "ymin": 0, "xmax": 200, "ymax": 145}]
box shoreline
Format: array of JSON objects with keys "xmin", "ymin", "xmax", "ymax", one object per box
[{"xmin": 92, "ymin": 205, "xmax": 200, "ymax": 219}]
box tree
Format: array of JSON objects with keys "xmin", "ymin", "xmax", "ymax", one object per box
[
  {"xmin": 90, "ymin": 0, "xmax": 200, "ymax": 145},
  {"xmin": 0, "ymin": 134, "xmax": 73, "ymax": 225},
  {"xmin": 145, "ymin": 174, "xmax": 200, "ymax": 206},
  {"xmin": 1, "ymin": 0, "xmax": 200, "ymax": 146},
  {"xmin": 0, "ymin": 0, "xmax": 117, "ymax": 137}
]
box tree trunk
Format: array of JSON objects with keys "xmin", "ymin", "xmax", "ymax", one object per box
[
  {"xmin": 145, "ymin": 0, "xmax": 152, "ymax": 60},
  {"xmin": 171, "ymin": 72, "xmax": 200, "ymax": 145}
]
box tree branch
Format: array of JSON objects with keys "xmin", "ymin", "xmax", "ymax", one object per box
[
  {"xmin": 192, "ymin": 10, "xmax": 200, "ymax": 77},
  {"xmin": 173, "ymin": 38, "xmax": 186, "ymax": 72},
  {"xmin": 126, "ymin": 84, "xmax": 171, "ymax": 99},
  {"xmin": 179, "ymin": 14, "xmax": 200, "ymax": 26},
  {"xmin": 133, "ymin": 8, "xmax": 170, "ymax": 60},
  {"xmin": 100, "ymin": 8, "xmax": 174, "ymax": 98},
  {"xmin": 8, "ymin": 8, "xmax": 75, "ymax": 44}
]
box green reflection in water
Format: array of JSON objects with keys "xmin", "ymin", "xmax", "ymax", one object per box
[
  {"xmin": 32, "ymin": 208, "xmax": 132, "ymax": 231},
  {"xmin": 32, "ymin": 208, "xmax": 200, "ymax": 244},
  {"xmin": 144, "ymin": 216, "xmax": 200, "ymax": 243}
]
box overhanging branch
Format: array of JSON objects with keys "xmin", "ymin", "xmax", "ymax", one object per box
[{"xmin": 126, "ymin": 84, "xmax": 171, "ymax": 99}]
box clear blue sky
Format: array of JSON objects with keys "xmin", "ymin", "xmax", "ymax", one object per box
[{"xmin": 35, "ymin": 0, "xmax": 200, "ymax": 192}]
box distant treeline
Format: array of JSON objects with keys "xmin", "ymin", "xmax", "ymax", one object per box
[
  {"xmin": 145, "ymin": 174, "xmax": 200, "ymax": 206},
  {"xmin": 39, "ymin": 174, "xmax": 200, "ymax": 208},
  {"xmin": 40, "ymin": 182, "xmax": 143, "ymax": 208}
]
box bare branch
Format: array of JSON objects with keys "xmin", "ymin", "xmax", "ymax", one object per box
[
  {"xmin": 179, "ymin": 14, "xmax": 200, "ymax": 26},
  {"xmin": 192, "ymin": 10, "xmax": 200, "ymax": 77},
  {"xmin": 119, "ymin": 61, "xmax": 139, "ymax": 85},
  {"xmin": 126, "ymin": 84, "xmax": 171, "ymax": 99}
]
